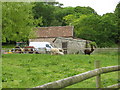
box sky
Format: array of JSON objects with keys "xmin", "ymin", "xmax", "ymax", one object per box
[{"xmin": 56, "ymin": 0, "xmax": 120, "ymax": 15}]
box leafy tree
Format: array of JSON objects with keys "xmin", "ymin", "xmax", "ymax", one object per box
[
  {"xmin": 64, "ymin": 14, "xmax": 100, "ymax": 39},
  {"xmin": 74, "ymin": 6, "xmax": 97, "ymax": 15},
  {"xmin": 63, "ymin": 14, "xmax": 77, "ymax": 25},
  {"xmin": 2, "ymin": 2, "xmax": 39, "ymax": 43},
  {"xmin": 54, "ymin": 7, "xmax": 75, "ymax": 26},
  {"xmin": 32, "ymin": 3, "xmax": 98, "ymax": 27},
  {"xmin": 33, "ymin": 2, "xmax": 63, "ymax": 26},
  {"xmin": 97, "ymin": 13, "xmax": 117, "ymax": 47},
  {"xmin": 114, "ymin": 2, "xmax": 120, "ymax": 44},
  {"xmin": 2, "ymin": 1, "xmax": 118, "ymax": 47},
  {"xmin": 64, "ymin": 11, "xmax": 118, "ymax": 47},
  {"xmin": 75, "ymin": 14, "xmax": 100, "ymax": 40}
]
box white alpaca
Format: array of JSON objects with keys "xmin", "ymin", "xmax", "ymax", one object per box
[{"xmin": 50, "ymin": 48, "xmax": 64, "ymax": 55}]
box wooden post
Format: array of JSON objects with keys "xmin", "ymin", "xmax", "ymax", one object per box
[{"xmin": 95, "ymin": 60, "xmax": 101, "ymax": 88}]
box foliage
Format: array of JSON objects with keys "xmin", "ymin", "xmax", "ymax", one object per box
[
  {"xmin": 63, "ymin": 12, "xmax": 118, "ymax": 47},
  {"xmin": 54, "ymin": 7, "xmax": 75, "ymax": 26},
  {"xmin": 32, "ymin": 2, "xmax": 63, "ymax": 26},
  {"xmin": 97, "ymin": 13, "xmax": 117, "ymax": 47},
  {"xmin": 2, "ymin": 2, "xmax": 41, "ymax": 43},
  {"xmin": 74, "ymin": 6, "xmax": 97, "ymax": 15},
  {"xmin": 2, "ymin": 52, "xmax": 118, "ymax": 88},
  {"xmin": 89, "ymin": 41, "xmax": 97, "ymax": 48},
  {"xmin": 114, "ymin": 2, "xmax": 120, "ymax": 44},
  {"xmin": 2, "ymin": 2, "xmax": 119, "ymax": 47},
  {"xmin": 62, "ymin": 2, "xmax": 120, "ymax": 47}
]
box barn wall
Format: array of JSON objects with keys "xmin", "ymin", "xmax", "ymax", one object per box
[
  {"xmin": 29, "ymin": 38, "xmax": 55, "ymax": 44},
  {"xmin": 67, "ymin": 40, "xmax": 86, "ymax": 54},
  {"xmin": 53, "ymin": 37, "xmax": 87, "ymax": 54}
]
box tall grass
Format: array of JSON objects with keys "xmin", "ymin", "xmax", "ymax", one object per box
[{"xmin": 2, "ymin": 51, "xmax": 118, "ymax": 88}]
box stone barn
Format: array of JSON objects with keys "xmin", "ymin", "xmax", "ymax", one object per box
[
  {"xmin": 53, "ymin": 37, "xmax": 91, "ymax": 54},
  {"xmin": 29, "ymin": 26, "xmax": 91, "ymax": 54}
]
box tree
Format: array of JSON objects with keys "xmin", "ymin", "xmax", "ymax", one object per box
[
  {"xmin": 33, "ymin": 2, "xmax": 62, "ymax": 26},
  {"xmin": 97, "ymin": 13, "xmax": 117, "ymax": 47},
  {"xmin": 64, "ymin": 14, "xmax": 100, "ymax": 40},
  {"xmin": 114, "ymin": 2, "xmax": 120, "ymax": 44},
  {"xmin": 54, "ymin": 7, "xmax": 75, "ymax": 26},
  {"xmin": 2, "ymin": 2, "xmax": 39, "ymax": 43},
  {"xmin": 74, "ymin": 6, "xmax": 97, "ymax": 15},
  {"xmin": 63, "ymin": 11, "xmax": 118, "ymax": 47}
]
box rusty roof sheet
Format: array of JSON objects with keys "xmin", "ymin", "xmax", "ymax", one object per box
[{"xmin": 35, "ymin": 26, "xmax": 74, "ymax": 38}]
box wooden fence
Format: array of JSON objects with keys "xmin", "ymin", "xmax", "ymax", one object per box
[
  {"xmin": 93, "ymin": 48, "xmax": 118, "ymax": 54},
  {"xmin": 31, "ymin": 61, "xmax": 119, "ymax": 89}
]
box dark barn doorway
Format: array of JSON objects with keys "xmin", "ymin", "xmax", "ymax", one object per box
[{"xmin": 62, "ymin": 42, "xmax": 68, "ymax": 54}]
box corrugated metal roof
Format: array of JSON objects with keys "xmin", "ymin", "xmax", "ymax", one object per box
[{"xmin": 35, "ymin": 26, "xmax": 74, "ymax": 38}]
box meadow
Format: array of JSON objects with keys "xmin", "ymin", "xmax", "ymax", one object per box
[{"xmin": 2, "ymin": 51, "xmax": 119, "ymax": 88}]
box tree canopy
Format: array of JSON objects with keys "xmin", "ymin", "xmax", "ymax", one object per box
[
  {"xmin": 2, "ymin": 2, "xmax": 120, "ymax": 47},
  {"xmin": 2, "ymin": 2, "xmax": 35, "ymax": 43},
  {"xmin": 63, "ymin": 3, "xmax": 119, "ymax": 47}
]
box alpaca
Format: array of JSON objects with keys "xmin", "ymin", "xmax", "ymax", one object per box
[
  {"xmin": 84, "ymin": 45, "xmax": 94, "ymax": 55},
  {"xmin": 50, "ymin": 48, "xmax": 64, "ymax": 55}
]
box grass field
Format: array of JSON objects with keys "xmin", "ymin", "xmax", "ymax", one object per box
[{"xmin": 2, "ymin": 51, "xmax": 119, "ymax": 88}]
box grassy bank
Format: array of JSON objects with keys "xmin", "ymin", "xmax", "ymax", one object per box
[{"xmin": 2, "ymin": 52, "xmax": 118, "ymax": 88}]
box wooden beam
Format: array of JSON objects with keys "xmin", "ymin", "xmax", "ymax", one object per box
[
  {"xmin": 95, "ymin": 60, "xmax": 101, "ymax": 88},
  {"xmin": 105, "ymin": 83, "xmax": 120, "ymax": 88},
  {"xmin": 32, "ymin": 65, "xmax": 120, "ymax": 89}
]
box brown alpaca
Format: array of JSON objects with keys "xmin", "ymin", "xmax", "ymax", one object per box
[{"xmin": 84, "ymin": 45, "xmax": 94, "ymax": 55}]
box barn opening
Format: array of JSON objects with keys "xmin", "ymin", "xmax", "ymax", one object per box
[{"xmin": 62, "ymin": 42, "xmax": 68, "ymax": 54}]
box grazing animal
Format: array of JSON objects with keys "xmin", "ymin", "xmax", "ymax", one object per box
[
  {"xmin": 84, "ymin": 45, "xmax": 94, "ymax": 55},
  {"xmin": 50, "ymin": 48, "xmax": 64, "ymax": 55}
]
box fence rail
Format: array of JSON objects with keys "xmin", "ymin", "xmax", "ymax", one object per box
[
  {"xmin": 32, "ymin": 65, "xmax": 120, "ymax": 89},
  {"xmin": 94, "ymin": 48, "xmax": 118, "ymax": 53},
  {"xmin": 105, "ymin": 83, "xmax": 120, "ymax": 88}
]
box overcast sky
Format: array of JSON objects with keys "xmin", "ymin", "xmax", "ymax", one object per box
[{"xmin": 56, "ymin": 0, "xmax": 120, "ymax": 15}]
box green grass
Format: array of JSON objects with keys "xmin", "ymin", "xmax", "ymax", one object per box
[{"xmin": 2, "ymin": 52, "xmax": 119, "ymax": 88}]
